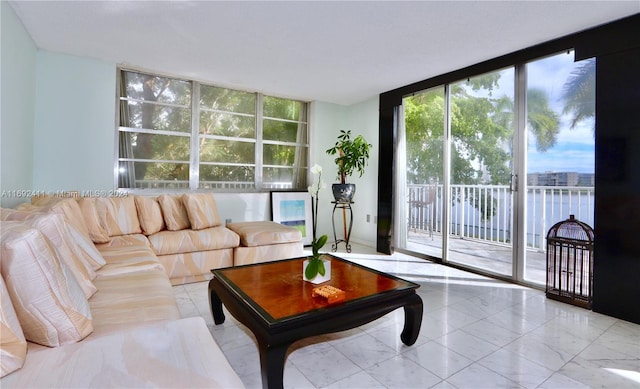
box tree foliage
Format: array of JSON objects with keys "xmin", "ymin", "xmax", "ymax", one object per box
[
  {"xmin": 404, "ymin": 73, "xmax": 560, "ymax": 187},
  {"xmin": 562, "ymin": 59, "xmax": 595, "ymax": 130}
]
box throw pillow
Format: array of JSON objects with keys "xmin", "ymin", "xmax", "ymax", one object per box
[
  {"xmin": 134, "ymin": 196, "xmax": 166, "ymax": 235},
  {"xmin": 77, "ymin": 197, "xmax": 110, "ymax": 243},
  {"xmin": 96, "ymin": 196, "xmax": 142, "ymax": 237},
  {"xmin": 158, "ymin": 195, "xmax": 191, "ymax": 231},
  {"xmin": 181, "ymin": 193, "xmax": 222, "ymax": 230}
]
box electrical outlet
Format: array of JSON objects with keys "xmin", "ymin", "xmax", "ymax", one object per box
[
  {"xmin": 366, "ymin": 214, "xmax": 371, "ymax": 223},
  {"xmin": 225, "ymin": 218, "xmax": 232, "ymax": 224}
]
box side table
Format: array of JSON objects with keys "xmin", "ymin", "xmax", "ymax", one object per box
[{"xmin": 331, "ymin": 200, "xmax": 353, "ymax": 253}]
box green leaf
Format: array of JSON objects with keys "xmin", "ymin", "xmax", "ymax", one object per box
[
  {"xmin": 305, "ymin": 260, "xmax": 318, "ymax": 280},
  {"xmin": 317, "ymin": 260, "xmax": 326, "ymax": 276},
  {"xmin": 316, "ymin": 234, "xmax": 328, "ymax": 249}
]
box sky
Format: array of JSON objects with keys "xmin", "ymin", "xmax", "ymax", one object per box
[
  {"xmin": 462, "ymin": 51, "xmax": 595, "ymax": 174},
  {"xmin": 526, "ymin": 52, "xmax": 594, "ymax": 174}
]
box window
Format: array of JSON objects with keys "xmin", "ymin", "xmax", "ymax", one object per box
[{"xmin": 117, "ymin": 70, "xmax": 309, "ymax": 191}]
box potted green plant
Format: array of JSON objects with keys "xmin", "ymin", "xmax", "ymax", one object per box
[
  {"xmin": 326, "ymin": 130, "xmax": 372, "ymax": 202},
  {"xmin": 304, "ymin": 164, "xmax": 330, "ymax": 283}
]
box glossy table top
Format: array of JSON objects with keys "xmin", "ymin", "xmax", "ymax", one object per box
[{"xmin": 212, "ymin": 254, "xmax": 418, "ymax": 325}]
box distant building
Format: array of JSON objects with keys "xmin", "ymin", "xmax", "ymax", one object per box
[{"xmin": 528, "ymin": 172, "xmax": 594, "ymax": 187}]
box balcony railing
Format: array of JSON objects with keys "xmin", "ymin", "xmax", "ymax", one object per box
[{"xmin": 408, "ymin": 184, "xmax": 595, "ymax": 251}]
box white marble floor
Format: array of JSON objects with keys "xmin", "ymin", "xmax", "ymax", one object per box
[{"xmin": 173, "ymin": 245, "xmax": 640, "ymax": 388}]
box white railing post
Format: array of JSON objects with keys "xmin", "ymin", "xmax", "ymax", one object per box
[{"xmin": 540, "ymin": 188, "xmax": 546, "ymax": 250}]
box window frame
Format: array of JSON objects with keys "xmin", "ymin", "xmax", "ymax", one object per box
[{"xmin": 115, "ymin": 68, "xmax": 310, "ymax": 192}]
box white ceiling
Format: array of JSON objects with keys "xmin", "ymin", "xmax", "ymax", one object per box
[{"xmin": 9, "ymin": 1, "xmax": 639, "ymax": 105}]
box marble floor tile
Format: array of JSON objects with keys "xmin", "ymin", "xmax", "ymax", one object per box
[
  {"xmin": 538, "ymin": 372, "xmax": 591, "ymax": 389},
  {"xmin": 558, "ymin": 356, "xmax": 640, "ymax": 388},
  {"xmin": 324, "ymin": 371, "xmax": 386, "ymax": 389},
  {"xmin": 403, "ymin": 340, "xmax": 473, "ymax": 379},
  {"xmin": 446, "ymin": 362, "xmax": 523, "ymax": 388},
  {"xmin": 460, "ymin": 318, "xmax": 522, "ymax": 347},
  {"xmin": 434, "ymin": 329, "xmax": 501, "ymax": 361},
  {"xmin": 366, "ymin": 322, "xmax": 431, "ymax": 352},
  {"xmin": 175, "ymin": 243, "xmax": 640, "ymax": 388},
  {"xmin": 332, "ymin": 332, "xmax": 397, "ymax": 369},
  {"xmin": 478, "ymin": 348, "xmax": 554, "ymax": 389},
  {"xmin": 365, "ymin": 354, "xmax": 442, "ymax": 388},
  {"xmin": 289, "ymin": 346, "xmax": 361, "ymax": 387}
]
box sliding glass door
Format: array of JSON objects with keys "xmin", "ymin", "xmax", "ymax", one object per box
[
  {"xmin": 523, "ymin": 52, "xmax": 596, "ymax": 284},
  {"xmin": 401, "ymin": 87, "xmax": 445, "ymax": 258},
  {"xmin": 397, "ymin": 51, "xmax": 595, "ymax": 286},
  {"xmin": 447, "ymin": 69, "xmax": 515, "ymax": 276}
]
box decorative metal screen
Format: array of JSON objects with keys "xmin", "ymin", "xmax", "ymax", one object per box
[{"xmin": 546, "ymin": 215, "xmax": 594, "ymax": 309}]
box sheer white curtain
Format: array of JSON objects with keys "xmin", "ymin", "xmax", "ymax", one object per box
[
  {"xmin": 292, "ymin": 104, "xmax": 308, "ymax": 189},
  {"xmin": 118, "ymin": 74, "xmax": 136, "ymax": 188},
  {"xmin": 393, "ymin": 105, "xmax": 408, "ymax": 251}
]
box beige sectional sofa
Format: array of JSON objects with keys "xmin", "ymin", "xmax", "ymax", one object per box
[
  {"xmin": 44, "ymin": 192, "xmax": 303, "ymax": 284},
  {"xmin": 0, "ymin": 192, "xmax": 303, "ymax": 386}
]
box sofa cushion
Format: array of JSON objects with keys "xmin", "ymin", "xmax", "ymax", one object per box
[
  {"xmin": 89, "ymin": 269, "xmax": 179, "ymax": 330},
  {"xmin": 134, "ymin": 196, "xmax": 165, "ymax": 235},
  {"xmin": 158, "ymin": 195, "xmax": 190, "ymax": 231},
  {"xmin": 234, "ymin": 241, "xmax": 304, "ymax": 266},
  {"xmin": 96, "ymin": 196, "xmax": 142, "ymax": 237},
  {"xmin": 0, "ymin": 317, "xmax": 245, "ymax": 388},
  {"xmin": 0, "ymin": 275, "xmax": 27, "ymax": 378},
  {"xmin": 1, "ymin": 208, "xmax": 103, "ymax": 286},
  {"xmin": 20, "ymin": 197, "xmax": 93, "ymax": 244},
  {"xmin": 78, "ymin": 197, "xmax": 110, "ymax": 243},
  {"xmin": 12, "ymin": 200, "xmax": 107, "ymax": 272},
  {"xmin": 95, "ymin": 233, "xmax": 151, "ymax": 249},
  {"xmin": 147, "ymin": 226, "xmax": 239, "ymax": 255},
  {"xmin": 10, "ymin": 212, "xmax": 97, "ymax": 298},
  {"xmin": 0, "ymin": 223, "xmax": 93, "ymax": 347},
  {"xmin": 96, "ymin": 244, "xmax": 165, "ymax": 277},
  {"xmin": 157, "ymin": 250, "xmax": 234, "ymax": 285},
  {"xmin": 181, "ymin": 193, "xmax": 222, "ymax": 230},
  {"xmin": 227, "ymin": 221, "xmax": 303, "ymax": 247}
]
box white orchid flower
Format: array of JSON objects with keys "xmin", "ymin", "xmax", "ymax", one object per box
[{"xmin": 310, "ymin": 164, "xmax": 323, "ymax": 175}]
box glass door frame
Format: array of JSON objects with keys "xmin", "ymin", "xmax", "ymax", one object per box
[
  {"xmin": 394, "ymin": 65, "xmax": 537, "ymax": 288},
  {"xmin": 513, "ymin": 64, "xmax": 527, "ymax": 283}
]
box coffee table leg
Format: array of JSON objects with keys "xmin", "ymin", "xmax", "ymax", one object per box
[
  {"xmin": 208, "ymin": 285, "xmax": 226, "ymax": 325},
  {"xmin": 258, "ymin": 341, "xmax": 289, "ymax": 389},
  {"xmin": 401, "ymin": 293, "xmax": 423, "ymax": 346}
]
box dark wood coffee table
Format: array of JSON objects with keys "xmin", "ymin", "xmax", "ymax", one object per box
[{"xmin": 208, "ymin": 254, "xmax": 423, "ymax": 389}]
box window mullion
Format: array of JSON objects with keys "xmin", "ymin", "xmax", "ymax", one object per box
[
  {"xmin": 255, "ymin": 93, "xmax": 264, "ymax": 191},
  {"xmin": 190, "ymin": 81, "xmax": 200, "ymax": 189}
]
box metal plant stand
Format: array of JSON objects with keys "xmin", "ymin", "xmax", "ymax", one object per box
[{"xmin": 331, "ymin": 201, "xmax": 353, "ymax": 253}]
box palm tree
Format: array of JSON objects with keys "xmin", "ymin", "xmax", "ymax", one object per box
[
  {"xmin": 562, "ymin": 59, "xmax": 595, "ymax": 129},
  {"xmin": 494, "ymin": 88, "xmax": 560, "ymax": 152},
  {"xmin": 527, "ymin": 88, "xmax": 561, "ymax": 151}
]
